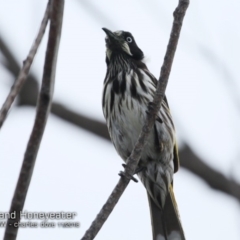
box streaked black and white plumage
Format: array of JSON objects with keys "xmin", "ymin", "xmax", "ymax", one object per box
[{"xmin": 102, "ymin": 28, "xmax": 185, "ymax": 240}]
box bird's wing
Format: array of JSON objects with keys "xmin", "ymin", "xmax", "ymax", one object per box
[
  {"xmin": 163, "ymin": 95, "xmax": 180, "ymax": 173},
  {"xmin": 141, "ymin": 67, "xmax": 180, "ymax": 173}
]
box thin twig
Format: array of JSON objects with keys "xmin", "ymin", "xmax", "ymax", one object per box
[
  {"xmin": 81, "ymin": 1, "xmax": 189, "ymax": 239},
  {"xmin": 3, "ymin": 1, "xmax": 64, "ymax": 240},
  {"xmin": 0, "ymin": 1, "xmax": 51, "ymax": 129}
]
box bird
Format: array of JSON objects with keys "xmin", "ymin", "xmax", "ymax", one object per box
[{"xmin": 102, "ymin": 28, "xmax": 185, "ymax": 240}]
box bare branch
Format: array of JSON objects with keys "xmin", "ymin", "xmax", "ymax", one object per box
[
  {"xmin": 81, "ymin": 1, "xmax": 189, "ymax": 239},
  {"xmin": 0, "ymin": 1, "xmax": 51, "ymax": 129},
  {"xmin": 3, "ymin": 1, "xmax": 64, "ymax": 239}
]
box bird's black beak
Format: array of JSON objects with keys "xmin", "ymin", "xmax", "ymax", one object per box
[{"xmin": 102, "ymin": 28, "xmax": 119, "ymax": 44}]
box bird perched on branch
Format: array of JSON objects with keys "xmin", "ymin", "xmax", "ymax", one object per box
[{"xmin": 102, "ymin": 28, "xmax": 185, "ymax": 240}]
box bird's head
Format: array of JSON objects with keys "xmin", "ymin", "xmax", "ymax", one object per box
[{"xmin": 102, "ymin": 28, "xmax": 144, "ymax": 63}]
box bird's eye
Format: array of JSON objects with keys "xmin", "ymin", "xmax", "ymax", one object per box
[{"xmin": 126, "ymin": 37, "xmax": 132, "ymax": 43}]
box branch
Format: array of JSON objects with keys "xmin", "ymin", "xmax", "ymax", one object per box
[
  {"xmin": 3, "ymin": 1, "xmax": 64, "ymax": 239},
  {"xmin": 81, "ymin": 1, "xmax": 189, "ymax": 239},
  {"xmin": 0, "ymin": 1, "xmax": 51, "ymax": 129}
]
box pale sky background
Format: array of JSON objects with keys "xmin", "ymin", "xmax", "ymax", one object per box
[{"xmin": 0, "ymin": 0, "xmax": 240, "ymax": 239}]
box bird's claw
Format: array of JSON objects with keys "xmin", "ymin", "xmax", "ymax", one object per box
[
  {"xmin": 120, "ymin": 164, "xmax": 139, "ymax": 182},
  {"xmin": 120, "ymin": 164, "xmax": 146, "ymax": 182},
  {"xmin": 118, "ymin": 171, "xmax": 138, "ymax": 183}
]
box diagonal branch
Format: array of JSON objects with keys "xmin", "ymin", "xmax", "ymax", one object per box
[
  {"xmin": 0, "ymin": 1, "xmax": 51, "ymax": 129},
  {"xmin": 81, "ymin": 1, "xmax": 189, "ymax": 239},
  {"xmin": 3, "ymin": 1, "xmax": 64, "ymax": 240}
]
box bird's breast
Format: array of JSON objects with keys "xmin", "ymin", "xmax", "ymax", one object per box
[{"xmin": 103, "ymin": 68, "xmax": 175, "ymax": 165}]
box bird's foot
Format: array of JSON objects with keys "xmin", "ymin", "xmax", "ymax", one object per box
[
  {"xmin": 119, "ymin": 164, "xmax": 140, "ymax": 183},
  {"xmin": 118, "ymin": 171, "xmax": 138, "ymax": 183},
  {"xmin": 119, "ymin": 164, "xmax": 146, "ymax": 182}
]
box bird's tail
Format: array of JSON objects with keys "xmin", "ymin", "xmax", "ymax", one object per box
[{"xmin": 148, "ymin": 185, "xmax": 185, "ymax": 240}]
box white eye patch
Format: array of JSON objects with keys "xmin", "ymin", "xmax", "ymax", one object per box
[{"xmin": 122, "ymin": 42, "xmax": 132, "ymax": 56}]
